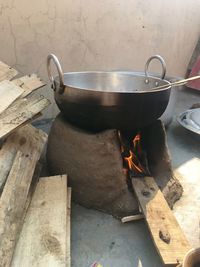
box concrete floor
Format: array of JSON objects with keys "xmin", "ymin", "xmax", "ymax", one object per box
[
  {"xmin": 167, "ymin": 88, "xmax": 200, "ymax": 249},
  {"xmin": 36, "ymin": 87, "xmax": 200, "ymax": 267}
]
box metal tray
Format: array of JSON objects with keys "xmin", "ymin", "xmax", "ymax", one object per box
[{"xmin": 177, "ymin": 108, "xmax": 200, "ymax": 135}]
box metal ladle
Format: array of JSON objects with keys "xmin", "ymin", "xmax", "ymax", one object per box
[{"xmin": 149, "ymin": 75, "xmax": 200, "ymax": 91}]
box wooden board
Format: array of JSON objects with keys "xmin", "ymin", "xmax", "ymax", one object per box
[
  {"xmin": 0, "ymin": 80, "xmax": 24, "ymax": 114},
  {"xmin": 0, "ymin": 143, "xmax": 16, "ymax": 193},
  {"xmin": 13, "ymin": 74, "xmax": 46, "ymax": 98},
  {"xmin": 0, "ymin": 61, "xmax": 18, "ymax": 82},
  {"xmin": 0, "ymin": 151, "xmax": 43, "ymax": 267},
  {"xmin": 0, "ymin": 125, "xmax": 47, "ymax": 267},
  {"xmin": 23, "ymin": 162, "xmax": 43, "ymax": 216},
  {"xmin": 0, "ymin": 95, "xmax": 50, "ymax": 140},
  {"xmin": 132, "ymin": 176, "xmax": 191, "ymax": 266},
  {"xmin": 0, "ymin": 124, "xmax": 47, "ymax": 193},
  {"xmin": 12, "ymin": 175, "xmax": 70, "ymax": 267},
  {"xmin": 67, "ymin": 188, "xmax": 72, "ymax": 267}
]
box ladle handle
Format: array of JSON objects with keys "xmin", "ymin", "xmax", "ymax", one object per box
[
  {"xmin": 150, "ymin": 75, "xmax": 200, "ymax": 91},
  {"xmin": 145, "ymin": 55, "xmax": 166, "ymax": 81},
  {"xmin": 47, "ymin": 54, "xmax": 64, "ymax": 94}
]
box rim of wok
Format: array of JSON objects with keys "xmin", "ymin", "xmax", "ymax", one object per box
[{"xmin": 54, "ymin": 71, "xmax": 171, "ymax": 94}]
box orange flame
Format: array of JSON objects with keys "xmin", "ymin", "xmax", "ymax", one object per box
[
  {"xmin": 118, "ymin": 131, "xmax": 146, "ymax": 175},
  {"xmin": 124, "ymin": 150, "xmax": 144, "ymax": 174},
  {"xmin": 124, "ymin": 133, "xmax": 146, "ymax": 174}
]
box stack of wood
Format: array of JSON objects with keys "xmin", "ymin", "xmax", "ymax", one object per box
[{"xmin": 0, "ymin": 61, "xmax": 71, "ymax": 267}]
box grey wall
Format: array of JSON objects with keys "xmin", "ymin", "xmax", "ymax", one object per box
[{"xmin": 0, "ymin": 0, "xmax": 199, "ymax": 118}]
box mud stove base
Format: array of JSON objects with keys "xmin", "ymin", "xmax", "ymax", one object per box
[{"xmin": 47, "ymin": 114, "xmax": 182, "ymax": 219}]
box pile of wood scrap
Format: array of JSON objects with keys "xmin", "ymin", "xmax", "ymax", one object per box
[{"xmin": 0, "ymin": 61, "xmax": 71, "ymax": 267}]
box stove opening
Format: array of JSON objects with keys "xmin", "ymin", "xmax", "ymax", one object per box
[{"xmin": 118, "ymin": 130, "xmax": 151, "ymax": 191}]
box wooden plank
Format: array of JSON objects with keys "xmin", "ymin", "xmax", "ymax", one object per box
[
  {"xmin": 12, "ymin": 175, "xmax": 69, "ymax": 267},
  {"xmin": 0, "ymin": 80, "xmax": 24, "ymax": 114},
  {"xmin": 23, "ymin": 162, "xmax": 43, "ymax": 214},
  {"xmin": 0, "ymin": 124, "xmax": 47, "ymax": 194},
  {"xmin": 0, "ymin": 61, "xmax": 18, "ymax": 82},
  {"xmin": 0, "ymin": 95, "xmax": 50, "ymax": 140},
  {"xmin": 0, "ymin": 151, "xmax": 42, "ymax": 266},
  {"xmin": 0, "ymin": 125, "xmax": 47, "ymax": 267},
  {"xmin": 12, "ymin": 74, "xmax": 46, "ymax": 98},
  {"xmin": 132, "ymin": 176, "xmax": 191, "ymax": 266},
  {"xmin": 0, "ymin": 144, "xmax": 16, "ymax": 193},
  {"xmin": 67, "ymin": 188, "xmax": 72, "ymax": 267}
]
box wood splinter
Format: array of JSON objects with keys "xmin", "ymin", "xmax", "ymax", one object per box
[{"xmin": 121, "ymin": 214, "xmax": 144, "ymax": 223}]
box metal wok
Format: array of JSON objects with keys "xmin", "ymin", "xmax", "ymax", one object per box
[{"xmin": 47, "ymin": 54, "xmax": 171, "ymax": 131}]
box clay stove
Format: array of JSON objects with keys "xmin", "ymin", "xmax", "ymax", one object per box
[{"xmin": 47, "ymin": 114, "xmax": 183, "ymax": 219}]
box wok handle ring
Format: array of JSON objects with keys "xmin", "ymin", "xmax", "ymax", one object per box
[
  {"xmin": 145, "ymin": 55, "xmax": 166, "ymax": 82},
  {"xmin": 47, "ymin": 54, "xmax": 64, "ymax": 94}
]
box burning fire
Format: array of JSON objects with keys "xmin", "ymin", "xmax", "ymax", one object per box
[
  {"xmin": 124, "ymin": 149, "xmax": 144, "ymax": 174},
  {"xmin": 119, "ymin": 132, "xmax": 149, "ymax": 176},
  {"xmin": 124, "ymin": 134, "xmax": 146, "ymax": 174}
]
